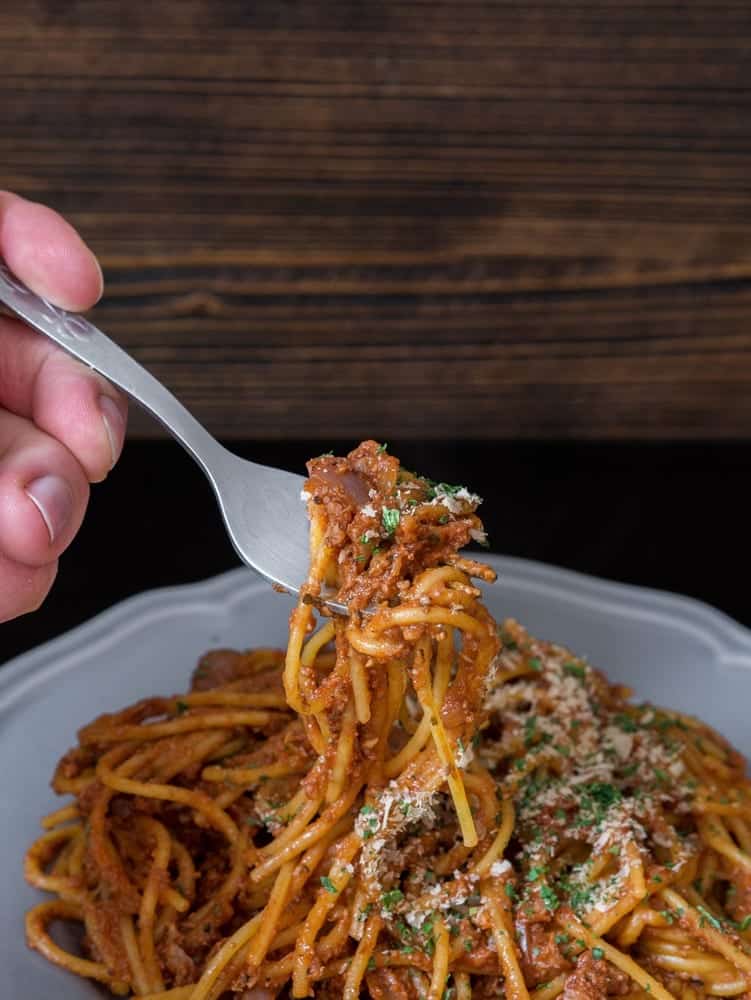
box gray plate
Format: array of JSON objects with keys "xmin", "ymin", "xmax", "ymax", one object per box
[{"xmin": 3, "ymin": 555, "xmax": 751, "ymax": 998}]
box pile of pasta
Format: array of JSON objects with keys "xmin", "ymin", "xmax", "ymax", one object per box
[{"xmin": 25, "ymin": 443, "xmax": 751, "ymax": 999}]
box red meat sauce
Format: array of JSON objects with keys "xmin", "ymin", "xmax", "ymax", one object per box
[{"xmin": 303, "ymin": 440, "xmax": 493, "ymax": 612}]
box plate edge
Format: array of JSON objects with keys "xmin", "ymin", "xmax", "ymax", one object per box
[{"xmin": 3, "ymin": 556, "xmax": 751, "ymax": 700}]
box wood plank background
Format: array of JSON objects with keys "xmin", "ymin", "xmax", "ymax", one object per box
[{"xmin": 2, "ymin": 1, "xmax": 751, "ymax": 439}]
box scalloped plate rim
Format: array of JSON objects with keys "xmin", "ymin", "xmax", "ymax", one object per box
[
  {"xmin": 3, "ymin": 554, "xmax": 751, "ymax": 715},
  {"xmin": 4, "ymin": 555, "xmax": 751, "ymax": 999}
]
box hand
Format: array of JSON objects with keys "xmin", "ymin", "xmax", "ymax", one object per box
[{"xmin": 0, "ymin": 192, "xmax": 128, "ymax": 623}]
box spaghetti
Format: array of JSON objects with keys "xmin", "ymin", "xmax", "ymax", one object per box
[{"xmin": 24, "ymin": 441, "xmax": 751, "ymax": 999}]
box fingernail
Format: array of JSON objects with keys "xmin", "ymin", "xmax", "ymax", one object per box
[
  {"xmin": 25, "ymin": 475, "xmax": 74, "ymax": 544},
  {"xmin": 99, "ymin": 395, "xmax": 125, "ymax": 469},
  {"xmin": 91, "ymin": 252, "xmax": 105, "ymax": 303}
]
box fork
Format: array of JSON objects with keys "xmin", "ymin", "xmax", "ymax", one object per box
[{"xmin": 0, "ymin": 262, "xmax": 336, "ymax": 609}]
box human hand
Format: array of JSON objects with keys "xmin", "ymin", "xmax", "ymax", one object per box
[{"xmin": 0, "ymin": 192, "xmax": 127, "ymax": 622}]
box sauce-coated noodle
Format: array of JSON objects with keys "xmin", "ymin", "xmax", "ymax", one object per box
[{"xmin": 25, "ymin": 443, "xmax": 751, "ymax": 998}]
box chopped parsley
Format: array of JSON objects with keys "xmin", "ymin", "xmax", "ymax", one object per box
[
  {"xmin": 358, "ymin": 804, "xmax": 379, "ymax": 840},
  {"xmin": 591, "ymin": 946, "xmax": 605, "ymax": 960},
  {"xmin": 424, "ymin": 480, "xmax": 465, "ymax": 500},
  {"xmin": 320, "ymin": 876, "xmax": 337, "ymax": 894},
  {"xmin": 540, "ymin": 884, "xmax": 560, "ymax": 912},
  {"xmin": 573, "ymin": 782, "xmax": 622, "ymax": 829},
  {"xmin": 563, "ymin": 661, "xmax": 586, "ymax": 680},
  {"xmin": 524, "ymin": 716, "xmax": 538, "ymax": 747},
  {"xmin": 381, "ymin": 889, "xmax": 404, "ymax": 910},
  {"xmin": 614, "ymin": 713, "xmax": 639, "ymax": 733},
  {"xmin": 527, "ymin": 865, "xmax": 547, "ymax": 882},
  {"xmin": 402, "ymin": 913, "xmax": 436, "ymax": 955},
  {"xmin": 697, "ymin": 905, "xmax": 723, "ymax": 931},
  {"xmin": 498, "ymin": 628, "xmax": 518, "ymax": 651},
  {"xmin": 566, "ymin": 884, "xmax": 596, "ymax": 913},
  {"xmin": 382, "ymin": 507, "xmax": 401, "ymax": 535},
  {"xmin": 175, "ymin": 700, "xmax": 189, "ymax": 715}
]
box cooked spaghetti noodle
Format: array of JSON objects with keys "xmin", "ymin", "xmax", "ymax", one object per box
[{"xmin": 25, "ymin": 441, "xmax": 751, "ymax": 999}]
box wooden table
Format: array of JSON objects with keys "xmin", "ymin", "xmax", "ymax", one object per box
[
  {"xmin": 2, "ymin": 4, "xmax": 751, "ymax": 661},
  {"xmin": 3, "ymin": 1, "xmax": 751, "ymax": 440}
]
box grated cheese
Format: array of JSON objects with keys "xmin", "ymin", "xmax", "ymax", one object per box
[
  {"xmin": 481, "ymin": 621, "xmax": 699, "ymax": 918},
  {"xmin": 428, "ymin": 484, "xmax": 483, "ymax": 514}
]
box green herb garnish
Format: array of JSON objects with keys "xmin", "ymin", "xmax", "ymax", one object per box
[
  {"xmin": 697, "ymin": 905, "xmax": 723, "ymax": 931},
  {"xmin": 382, "ymin": 507, "xmax": 401, "ymax": 535},
  {"xmin": 540, "ymin": 884, "xmax": 560, "ymax": 912},
  {"xmin": 563, "ymin": 661, "xmax": 586, "ymax": 680},
  {"xmin": 381, "ymin": 889, "xmax": 404, "ymax": 910}
]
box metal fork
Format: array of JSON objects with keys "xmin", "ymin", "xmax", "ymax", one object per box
[{"xmin": 0, "ymin": 263, "xmax": 332, "ymax": 608}]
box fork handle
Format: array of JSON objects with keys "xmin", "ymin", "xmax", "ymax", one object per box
[{"xmin": 0, "ymin": 262, "xmax": 224, "ymax": 475}]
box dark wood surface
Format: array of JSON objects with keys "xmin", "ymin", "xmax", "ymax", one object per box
[
  {"xmin": 2, "ymin": 3, "xmax": 751, "ymax": 439},
  {"xmin": 3, "ymin": 440, "xmax": 751, "ymax": 665}
]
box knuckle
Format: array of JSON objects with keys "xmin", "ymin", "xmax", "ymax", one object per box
[{"xmin": 35, "ymin": 356, "xmax": 125, "ymax": 482}]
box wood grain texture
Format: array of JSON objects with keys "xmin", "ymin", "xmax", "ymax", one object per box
[{"xmin": 1, "ymin": 1, "xmax": 751, "ymax": 439}]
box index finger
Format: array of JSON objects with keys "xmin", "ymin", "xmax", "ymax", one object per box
[{"xmin": 0, "ymin": 191, "xmax": 103, "ymax": 312}]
